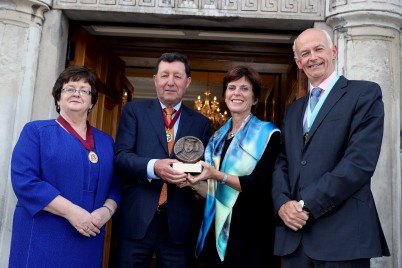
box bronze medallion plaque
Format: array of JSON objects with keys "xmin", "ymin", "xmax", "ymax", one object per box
[{"xmin": 172, "ymin": 136, "xmax": 204, "ymax": 173}]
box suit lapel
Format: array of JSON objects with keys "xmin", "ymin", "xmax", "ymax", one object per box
[
  {"xmin": 146, "ymin": 101, "xmax": 194, "ymax": 157},
  {"xmin": 146, "ymin": 100, "xmax": 169, "ymax": 155},
  {"xmin": 305, "ymin": 76, "xmax": 348, "ymax": 146},
  {"xmin": 298, "ymin": 97, "xmax": 309, "ymax": 151}
]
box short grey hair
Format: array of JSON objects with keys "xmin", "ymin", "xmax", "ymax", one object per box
[{"xmin": 293, "ymin": 29, "xmax": 333, "ymax": 58}]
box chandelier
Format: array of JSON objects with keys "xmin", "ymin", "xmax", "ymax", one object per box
[{"xmin": 194, "ymin": 78, "xmax": 228, "ymax": 131}]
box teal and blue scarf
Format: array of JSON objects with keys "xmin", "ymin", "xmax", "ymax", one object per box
[{"xmin": 195, "ymin": 114, "xmax": 279, "ymax": 261}]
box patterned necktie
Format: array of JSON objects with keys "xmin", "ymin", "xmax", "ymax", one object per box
[
  {"xmin": 310, "ymin": 87, "xmax": 323, "ymax": 111},
  {"xmin": 158, "ymin": 107, "xmax": 175, "ymax": 205}
]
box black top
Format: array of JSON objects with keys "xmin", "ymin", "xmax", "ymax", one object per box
[{"xmin": 196, "ymin": 131, "xmax": 281, "ymax": 268}]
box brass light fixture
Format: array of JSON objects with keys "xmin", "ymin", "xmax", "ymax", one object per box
[{"xmin": 194, "ymin": 73, "xmax": 228, "ymax": 131}]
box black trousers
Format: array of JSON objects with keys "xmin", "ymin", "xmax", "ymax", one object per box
[
  {"xmin": 116, "ymin": 209, "xmax": 195, "ymax": 268},
  {"xmin": 281, "ymin": 244, "xmax": 370, "ymax": 268}
]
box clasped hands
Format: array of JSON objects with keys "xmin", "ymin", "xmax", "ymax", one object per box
[
  {"xmin": 278, "ymin": 200, "xmax": 310, "ymax": 231},
  {"xmin": 67, "ymin": 205, "xmax": 111, "ymax": 237}
]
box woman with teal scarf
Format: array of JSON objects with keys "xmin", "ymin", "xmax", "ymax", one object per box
[{"xmin": 182, "ymin": 66, "xmax": 281, "ymax": 267}]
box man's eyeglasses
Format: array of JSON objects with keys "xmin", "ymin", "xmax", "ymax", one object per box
[{"xmin": 62, "ymin": 86, "xmax": 91, "ymax": 96}]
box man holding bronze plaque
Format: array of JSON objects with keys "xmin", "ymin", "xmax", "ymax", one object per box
[{"xmin": 114, "ymin": 52, "xmax": 211, "ymax": 267}]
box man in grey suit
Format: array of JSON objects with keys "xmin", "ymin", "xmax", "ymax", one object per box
[{"xmin": 272, "ymin": 28, "xmax": 390, "ymax": 267}]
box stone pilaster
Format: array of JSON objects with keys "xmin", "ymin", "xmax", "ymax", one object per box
[
  {"xmin": 0, "ymin": 0, "xmax": 49, "ymax": 266},
  {"xmin": 326, "ymin": 3, "xmax": 402, "ymax": 267},
  {"xmin": 32, "ymin": 10, "xmax": 69, "ymax": 121}
]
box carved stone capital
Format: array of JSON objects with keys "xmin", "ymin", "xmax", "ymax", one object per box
[
  {"xmin": 327, "ymin": 10, "xmax": 402, "ymax": 32},
  {"xmin": 0, "ymin": 0, "xmax": 50, "ymax": 26},
  {"xmin": 328, "ymin": 0, "xmax": 402, "ymax": 12}
]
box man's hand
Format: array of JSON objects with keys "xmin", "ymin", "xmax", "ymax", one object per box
[
  {"xmin": 278, "ymin": 200, "xmax": 309, "ymax": 231},
  {"xmin": 154, "ymin": 159, "xmax": 187, "ymax": 185}
]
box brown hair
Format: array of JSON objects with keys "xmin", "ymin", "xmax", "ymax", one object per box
[
  {"xmin": 154, "ymin": 52, "xmax": 191, "ymax": 77},
  {"xmin": 51, "ymin": 65, "xmax": 98, "ymax": 113},
  {"xmin": 222, "ymin": 65, "xmax": 261, "ymax": 112}
]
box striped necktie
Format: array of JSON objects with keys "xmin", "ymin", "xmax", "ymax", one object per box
[
  {"xmin": 310, "ymin": 87, "xmax": 323, "ymax": 111},
  {"xmin": 158, "ymin": 107, "xmax": 175, "ymax": 205}
]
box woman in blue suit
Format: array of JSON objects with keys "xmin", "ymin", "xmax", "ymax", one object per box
[{"xmin": 9, "ymin": 66, "xmax": 120, "ymax": 268}]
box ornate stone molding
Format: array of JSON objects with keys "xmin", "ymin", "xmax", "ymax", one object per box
[
  {"xmin": 0, "ymin": 0, "xmax": 50, "ymax": 26},
  {"xmin": 53, "ymin": 0, "xmax": 324, "ymax": 20},
  {"xmin": 327, "ymin": 0, "xmax": 402, "ymax": 16},
  {"xmin": 327, "ymin": 10, "xmax": 402, "ymax": 32}
]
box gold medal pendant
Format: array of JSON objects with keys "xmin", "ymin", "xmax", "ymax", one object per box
[
  {"xmin": 166, "ymin": 129, "xmax": 172, "ymax": 143},
  {"xmin": 88, "ymin": 151, "xmax": 98, "ymax": 163}
]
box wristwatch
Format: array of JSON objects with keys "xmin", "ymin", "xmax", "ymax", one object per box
[{"xmin": 299, "ymin": 200, "xmax": 310, "ymax": 212}]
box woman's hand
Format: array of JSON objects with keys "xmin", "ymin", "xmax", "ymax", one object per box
[
  {"xmin": 175, "ymin": 161, "xmax": 219, "ymax": 198},
  {"xmin": 90, "ymin": 206, "xmax": 111, "ymax": 230},
  {"xmin": 65, "ymin": 204, "xmax": 100, "ymax": 237},
  {"xmin": 44, "ymin": 195, "xmax": 100, "ymax": 237},
  {"xmin": 177, "ymin": 179, "xmax": 192, "ymax": 188},
  {"xmin": 183, "ymin": 173, "xmax": 208, "ymax": 197},
  {"xmin": 176, "ymin": 161, "xmax": 213, "ymax": 187},
  {"xmin": 189, "ymin": 161, "xmax": 218, "ymax": 183},
  {"xmin": 189, "ymin": 161, "xmax": 242, "ymax": 191}
]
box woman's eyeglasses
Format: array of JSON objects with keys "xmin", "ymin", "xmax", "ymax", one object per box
[{"xmin": 62, "ymin": 86, "xmax": 91, "ymax": 96}]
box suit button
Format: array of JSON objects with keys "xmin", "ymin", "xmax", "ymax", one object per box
[{"xmin": 301, "ymin": 160, "xmax": 307, "ymax": 165}]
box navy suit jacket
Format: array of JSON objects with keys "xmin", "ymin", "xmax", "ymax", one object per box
[
  {"xmin": 272, "ymin": 76, "xmax": 390, "ymax": 260},
  {"xmin": 114, "ymin": 99, "xmax": 211, "ymax": 245}
]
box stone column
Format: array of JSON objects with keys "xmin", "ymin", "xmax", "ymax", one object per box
[
  {"xmin": 0, "ymin": 0, "xmax": 49, "ymax": 266},
  {"xmin": 32, "ymin": 9, "xmax": 69, "ymax": 121},
  {"xmin": 326, "ymin": 2, "xmax": 402, "ymax": 268}
]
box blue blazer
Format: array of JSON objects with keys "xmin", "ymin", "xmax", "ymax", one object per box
[
  {"xmin": 114, "ymin": 99, "xmax": 211, "ymax": 245},
  {"xmin": 272, "ymin": 76, "xmax": 390, "ymax": 260}
]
